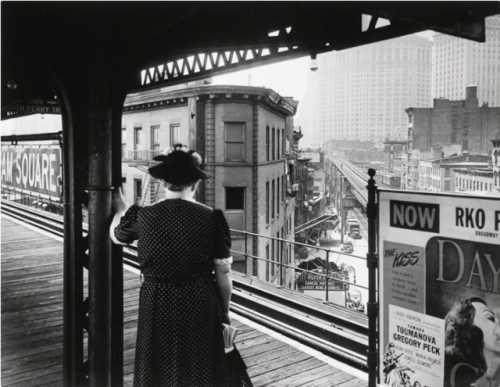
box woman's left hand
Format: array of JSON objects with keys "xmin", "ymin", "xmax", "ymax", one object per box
[
  {"xmin": 113, "ymin": 187, "xmax": 129, "ymax": 213},
  {"xmin": 221, "ymin": 312, "xmax": 231, "ymax": 326}
]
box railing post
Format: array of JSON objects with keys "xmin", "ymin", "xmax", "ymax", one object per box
[
  {"xmin": 325, "ymin": 250, "xmax": 329, "ymax": 302},
  {"xmin": 244, "ymin": 233, "xmax": 248, "ymax": 276},
  {"xmin": 366, "ymin": 169, "xmax": 378, "ymax": 387},
  {"xmin": 279, "ymin": 239, "xmax": 284, "ymax": 287}
]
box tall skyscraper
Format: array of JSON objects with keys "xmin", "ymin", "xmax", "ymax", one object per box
[
  {"xmin": 433, "ymin": 15, "xmax": 500, "ymax": 107},
  {"xmin": 302, "ymin": 35, "xmax": 432, "ymax": 147}
]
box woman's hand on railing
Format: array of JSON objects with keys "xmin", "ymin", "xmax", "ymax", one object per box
[{"xmin": 112, "ymin": 187, "xmax": 129, "ymax": 214}]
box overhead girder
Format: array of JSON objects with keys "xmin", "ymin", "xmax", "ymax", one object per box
[{"xmin": 2, "ymin": 2, "xmax": 499, "ymax": 105}]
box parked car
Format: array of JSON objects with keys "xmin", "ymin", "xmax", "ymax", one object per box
[{"xmin": 341, "ymin": 241, "xmax": 354, "ymax": 253}]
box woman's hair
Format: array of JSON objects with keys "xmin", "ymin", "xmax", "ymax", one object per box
[
  {"xmin": 162, "ymin": 180, "xmax": 198, "ymax": 192},
  {"xmin": 444, "ymin": 297, "xmax": 487, "ymax": 377}
]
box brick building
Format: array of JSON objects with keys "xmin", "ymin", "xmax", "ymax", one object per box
[
  {"xmin": 403, "ymin": 86, "xmax": 500, "ymax": 189},
  {"xmin": 121, "ymin": 84, "xmax": 298, "ymax": 279}
]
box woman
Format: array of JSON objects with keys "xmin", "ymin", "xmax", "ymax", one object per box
[
  {"xmin": 110, "ymin": 148, "xmax": 233, "ymax": 387},
  {"xmin": 470, "ymin": 300, "xmax": 500, "ymax": 387},
  {"xmin": 444, "ymin": 297, "xmax": 489, "ymax": 387}
]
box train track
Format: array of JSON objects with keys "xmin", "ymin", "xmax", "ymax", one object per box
[{"xmin": 1, "ymin": 199, "xmax": 370, "ymax": 371}]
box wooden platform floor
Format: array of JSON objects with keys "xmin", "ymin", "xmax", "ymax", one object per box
[{"xmin": 1, "ymin": 216, "xmax": 367, "ymax": 386}]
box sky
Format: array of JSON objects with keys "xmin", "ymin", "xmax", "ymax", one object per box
[{"xmin": 212, "ymin": 31, "xmax": 436, "ymax": 122}]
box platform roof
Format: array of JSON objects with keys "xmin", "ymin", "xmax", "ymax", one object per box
[{"xmin": 2, "ymin": 2, "xmax": 500, "ymax": 115}]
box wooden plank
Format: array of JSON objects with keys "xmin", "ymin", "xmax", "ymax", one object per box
[
  {"xmin": 1, "ymin": 216, "xmax": 366, "ymax": 387},
  {"xmin": 250, "ymin": 357, "xmax": 326, "ymax": 386}
]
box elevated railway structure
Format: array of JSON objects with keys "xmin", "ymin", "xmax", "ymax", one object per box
[
  {"xmin": 327, "ymin": 157, "xmax": 393, "ymax": 209},
  {"xmin": 2, "ymin": 3, "xmax": 499, "ymax": 386}
]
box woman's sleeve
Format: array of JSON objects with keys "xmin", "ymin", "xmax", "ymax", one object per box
[
  {"xmin": 114, "ymin": 205, "xmax": 140, "ymax": 244},
  {"xmin": 213, "ymin": 209, "xmax": 232, "ymax": 265}
]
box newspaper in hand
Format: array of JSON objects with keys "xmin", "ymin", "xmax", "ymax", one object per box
[{"xmin": 223, "ymin": 323, "xmax": 238, "ymax": 353}]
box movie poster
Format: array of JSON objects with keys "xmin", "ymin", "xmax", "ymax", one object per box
[{"xmin": 378, "ymin": 190, "xmax": 500, "ymax": 387}]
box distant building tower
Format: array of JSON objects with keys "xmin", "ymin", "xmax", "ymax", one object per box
[
  {"xmin": 303, "ymin": 34, "xmax": 432, "ymax": 146},
  {"xmin": 433, "ymin": 15, "xmax": 500, "ymax": 106}
]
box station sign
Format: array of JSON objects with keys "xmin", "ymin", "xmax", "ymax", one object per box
[
  {"xmin": 1, "ymin": 145, "xmax": 62, "ymax": 197},
  {"xmin": 378, "ymin": 190, "xmax": 500, "ymax": 387},
  {"xmin": 2, "ymin": 98, "xmax": 61, "ymax": 120},
  {"xmin": 297, "ymin": 272, "xmax": 348, "ymax": 291}
]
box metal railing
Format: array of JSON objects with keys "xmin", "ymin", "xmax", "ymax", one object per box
[
  {"xmin": 1, "ymin": 186, "xmax": 64, "ymax": 217},
  {"xmin": 0, "ymin": 198, "xmax": 370, "ymax": 369},
  {"xmin": 229, "ymin": 229, "xmax": 369, "ymax": 314},
  {"xmin": 124, "ymin": 150, "xmax": 162, "ymax": 165}
]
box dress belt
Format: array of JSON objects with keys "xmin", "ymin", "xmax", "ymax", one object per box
[{"xmin": 140, "ymin": 272, "xmax": 213, "ymax": 284}]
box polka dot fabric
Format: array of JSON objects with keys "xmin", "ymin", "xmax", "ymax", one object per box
[{"xmin": 115, "ymin": 199, "xmax": 232, "ymax": 387}]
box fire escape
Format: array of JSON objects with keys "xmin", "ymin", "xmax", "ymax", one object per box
[{"xmin": 125, "ymin": 150, "xmax": 164, "ymax": 206}]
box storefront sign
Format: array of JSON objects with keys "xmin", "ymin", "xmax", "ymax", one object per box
[
  {"xmin": 378, "ymin": 190, "xmax": 500, "ymax": 387},
  {"xmin": 297, "ymin": 272, "xmax": 348, "ymax": 291},
  {"xmin": 1, "ymin": 146, "xmax": 62, "ymax": 197}
]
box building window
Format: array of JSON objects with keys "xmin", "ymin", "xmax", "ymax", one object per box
[
  {"xmin": 272, "ymin": 128, "xmax": 276, "ymax": 160},
  {"xmin": 266, "ymin": 182, "xmax": 270, "ymax": 224},
  {"xmin": 170, "ymin": 124, "xmax": 180, "ymax": 146},
  {"xmin": 224, "ymin": 122, "xmax": 245, "ymax": 161},
  {"xmin": 134, "ymin": 126, "xmax": 142, "ymax": 150},
  {"xmin": 151, "ymin": 125, "xmax": 160, "ymax": 152},
  {"xmin": 134, "ymin": 127, "xmax": 142, "ymax": 160},
  {"xmin": 282, "ymin": 129, "xmax": 285, "ymax": 158},
  {"xmin": 271, "ymin": 179, "xmax": 275, "ymax": 219},
  {"xmin": 252, "ymin": 256, "xmax": 258, "ymax": 277},
  {"xmin": 121, "ymin": 127, "xmax": 126, "ymax": 159},
  {"xmin": 266, "ymin": 126, "xmax": 270, "ymax": 162},
  {"xmin": 134, "ymin": 179, "xmax": 142, "ymax": 205},
  {"xmin": 277, "ymin": 130, "xmax": 280, "ymax": 159},
  {"xmin": 462, "ymin": 139, "xmax": 468, "ymax": 150},
  {"xmin": 445, "ymin": 180, "xmax": 450, "ymax": 191},
  {"xmin": 277, "ymin": 177, "xmax": 280, "ymax": 216},
  {"xmin": 225, "ymin": 187, "xmax": 245, "ymax": 236}
]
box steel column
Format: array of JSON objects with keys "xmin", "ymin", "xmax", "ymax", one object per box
[
  {"xmin": 61, "ymin": 82, "xmax": 88, "ymax": 387},
  {"xmin": 110, "ymin": 93, "xmax": 127, "ymax": 387},
  {"xmin": 366, "ymin": 169, "xmax": 378, "ymax": 387}
]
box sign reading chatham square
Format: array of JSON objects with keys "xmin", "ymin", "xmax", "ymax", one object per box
[
  {"xmin": 1, "ymin": 146, "xmax": 62, "ymax": 197},
  {"xmin": 378, "ymin": 191, "xmax": 500, "ymax": 387}
]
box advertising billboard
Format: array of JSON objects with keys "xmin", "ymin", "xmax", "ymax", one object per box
[
  {"xmin": 1, "ymin": 145, "xmax": 62, "ymax": 198},
  {"xmin": 378, "ymin": 190, "xmax": 500, "ymax": 387}
]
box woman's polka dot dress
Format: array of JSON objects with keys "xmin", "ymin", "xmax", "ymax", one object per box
[{"xmin": 115, "ymin": 199, "xmax": 231, "ymax": 387}]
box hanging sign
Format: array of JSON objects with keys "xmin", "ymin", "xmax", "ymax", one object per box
[
  {"xmin": 378, "ymin": 190, "xmax": 500, "ymax": 387},
  {"xmin": 297, "ymin": 272, "xmax": 348, "ymax": 291},
  {"xmin": 2, "ymin": 98, "xmax": 61, "ymax": 120},
  {"xmin": 1, "ymin": 145, "xmax": 62, "ymax": 197}
]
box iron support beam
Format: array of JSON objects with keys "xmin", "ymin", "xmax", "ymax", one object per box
[
  {"xmin": 1, "ymin": 132, "xmax": 62, "ymax": 144},
  {"xmin": 110, "ymin": 91, "xmax": 127, "ymax": 387},
  {"xmin": 61, "ymin": 78, "xmax": 88, "ymax": 387},
  {"xmin": 366, "ymin": 169, "xmax": 378, "ymax": 387}
]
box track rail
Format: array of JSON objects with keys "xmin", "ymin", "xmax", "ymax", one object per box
[{"xmin": 1, "ymin": 200, "xmax": 369, "ymax": 371}]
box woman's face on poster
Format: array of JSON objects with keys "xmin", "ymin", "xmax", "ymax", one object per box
[{"xmin": 472, "ymin": 301, "xmax": 500, "ymax": 354}]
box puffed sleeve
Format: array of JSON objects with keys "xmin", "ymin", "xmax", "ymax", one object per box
[
  {"xmin": 213, "ymin": 209, "xmax": 232, "ymax": 264},
  {"xmin": 114, "ymin": 205, "xmax": 140, "ymax": 244}
]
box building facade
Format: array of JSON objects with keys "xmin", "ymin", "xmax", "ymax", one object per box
[
  {"xmin": 121, "ymin": 85, "xmax": 298, "ymax": 280},
  {"xmin": 404, "ymin": 86, "xmax": 500, "ymax": 189},
  {"xmin": 302, "ymin": 34, "xmax": 432, "ymax": 146},
  {"xmin": 433, "ymin": 15, "xmax": 500, "ymax": 107}
]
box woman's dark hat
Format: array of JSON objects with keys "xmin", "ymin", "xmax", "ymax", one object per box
[{"xmin": 148, "ymin": 150, "xmax": 209, "ymax": 184}]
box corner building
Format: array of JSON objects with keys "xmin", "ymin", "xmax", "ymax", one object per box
[{"xmin": 121, "ymin": 85, "xmax": 298, "ymax": 281}]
